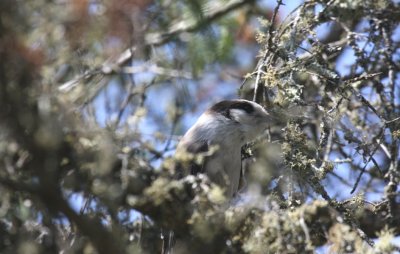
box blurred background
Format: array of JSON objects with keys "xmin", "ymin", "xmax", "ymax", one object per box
[{"xmin": 1, "ymin": 0, "xmax": 400, "ymax": 253}]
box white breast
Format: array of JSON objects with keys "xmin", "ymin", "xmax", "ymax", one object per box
[
  {"xmin": 203, "ymin": 139, "xmax": 242, "ymax": 198},
  {"xmin": 177, "ymin": 113, "xmax": 244, "ymax": 198}
]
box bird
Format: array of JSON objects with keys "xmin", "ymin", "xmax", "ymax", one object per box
[
  {"xmin": 176, "ymin": 99, "xmax": 271, "ymax": 198},
  {"xmin": 162, "ymin": 99, "xmax": 270, "ymax": 254}
]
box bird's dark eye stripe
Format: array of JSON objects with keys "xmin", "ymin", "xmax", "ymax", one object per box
[
  {"xmin": 231, "ymin": 101, "xmax": 254, "ymax": 113},
  {"xmin": 210, "ymin": 100, "xmax": 255, "ymax": 115}
]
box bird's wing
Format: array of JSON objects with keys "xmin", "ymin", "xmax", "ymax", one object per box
[
  {"xmin": 238, "ymin": 157, "xmax": 248, "ymax": 193},
  {"xmin": 185, "ymin": 139, "xmax": 209, "ymax": 175}
]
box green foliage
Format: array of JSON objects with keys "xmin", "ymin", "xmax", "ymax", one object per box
[{"xmin": 0, "ymin": 0, "xmax": 399, "ymax": 253}]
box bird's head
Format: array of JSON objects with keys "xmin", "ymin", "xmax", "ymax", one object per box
[{"xmin": 207, "ymin": 99, "xmax": 271, "ymax": 144}]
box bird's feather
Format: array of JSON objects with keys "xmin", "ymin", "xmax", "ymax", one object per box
[{"xmin": 185, "ymin": 139, "xmax": 209, "ymax": 175}]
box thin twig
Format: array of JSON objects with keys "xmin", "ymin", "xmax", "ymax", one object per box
[
  {"xmin": 113, "ymin": 78, "xmax": 136, "ymax": 129},
  {"xmin": 252, "ymin": 0, "xmax": 283, "ymax": 102},
  {"xmin": 59, "ymin": 0, "xmax": 255, "ymax": 92},
  {"xmin": 122, "ymin": 65, "xmax": 193, "ymax": 79},
  {"xmin": 350, "ymin": 128, "xmax": 385, "ymax": 194}
]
